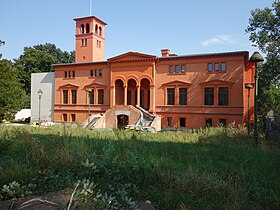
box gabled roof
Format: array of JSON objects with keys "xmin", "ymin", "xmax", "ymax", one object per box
[
  {"xmin": 108, "ymin": 52, "xmax": 157, "ymax": 63},
  {"xmin": 84, "ymin": 82, "xmax": 107, "ymax": 89},
  {"xmin": 161, "ymin": 80, "xmax": 192, "ymax": 87},
  {"xmin": 58, "ymin": 83, "xmax": 79, "ymax": 89},
  {"xmin": 199, "ymin": 79, "xmax": 234, "ymax": 86}
]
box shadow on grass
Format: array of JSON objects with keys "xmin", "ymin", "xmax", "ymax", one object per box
[{"xmin": 0, "ymin": 126, "xmax": 279, "ymax": 209}]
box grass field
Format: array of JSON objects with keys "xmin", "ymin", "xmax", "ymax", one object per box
[{"xmin": 0, "ymin": 125, "xmax": 279, "ymax": 209}]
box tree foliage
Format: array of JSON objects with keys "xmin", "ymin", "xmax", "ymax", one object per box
[
  {"xmin": 246, "ymin": 1, "xmax": 280, "ymax": 87},
  {"xmin": 14, "ymin": 43, "xmax": 75, "ymax": 94},
  {"xmin": 0, "ymin": 39, "xmax": 5, "ymax": 59},
  {"xmin": 0, "ymin": 60, "xmax": 28, "ymax": 121},
  {"xmin": 246, "ymin": 1, "xmax": 280, "ymax": 117}
]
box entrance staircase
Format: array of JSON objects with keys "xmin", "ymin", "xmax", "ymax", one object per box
[{"xmin": 83, "ymin": 105, "xmax": 161, "ymax": 131}]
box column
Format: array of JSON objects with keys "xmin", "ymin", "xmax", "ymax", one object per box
[
  {"xmin": 150, "ymin": 85, "xmax": 156, "ymax": 113},
  {"xmin": 137, "ymin": 85, "xmax": 140, "ymax": 106},
  {"xmin": 110, "ymin": 85, "xmax": 115, "ymax": 108},
  {"xmin": 124, "ymin": 85, "xmax": 127, "ymax": 105}
]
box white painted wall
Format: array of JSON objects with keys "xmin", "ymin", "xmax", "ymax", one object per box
[{"xmin": 31, "ymin": 72, "xmax": 54, "ymax": 122}]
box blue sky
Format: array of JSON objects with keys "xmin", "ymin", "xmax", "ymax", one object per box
[{"xmin": 0, "ymin": 0, "xmax": 274, "ymax": 60}]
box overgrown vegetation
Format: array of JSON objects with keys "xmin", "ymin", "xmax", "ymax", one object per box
[{"xmin": 0, "ymin": 126, "xmax": 279, "ymax": 209}]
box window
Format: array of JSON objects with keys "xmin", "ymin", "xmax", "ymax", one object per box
[
  {"xmin": 99, "ymin": 69, "xmax": 102, "ymax": 77},
  {"xmin": 98, "ymin": 89, "xmax": 104, "ymax": 104},
  {"xmin": 206, "ymin": 118, "xmax": 212, "ymax": 127},
  {"xmin": 64, "ymin": 71, "xmax": 67, "ymax": 78},
  {"xmin": 204, "ymin": 87, "xmax": 214, "ymax": 105},
  {"xmin": 71, "ymin": 114, "xmax": 76, "ymax": 122},
  {"xmin": 82, "ymin": 39, "xmax": 87, "ymax": 47},
  {"xmin": 63, "ymin": 90, "xmax": 68, "ymax": 104},
  {"xmin": 97, "ymin": 40, "xmax": 99, "ymax": 47},
  {"xmin": 218, "ymin": 87, "xmax": 229, "ymax": 106},
  {"xmin": 180, "ymin": 118, "xmax": 186, "ymax": 127},
  {"xmin": 63, "ymin": 114, "xmax": 67, "ymax": 122},
  {"xmin": 72, "ymin": 71, "xmax": 75, "ymax": 77},
  {"xmin": 68, "ymin": 71, "xmax": 71, "ymax": 78},
  {"xmin": 95, "ymin": 24, "xmax": 98, "ymax": 34},
  {"xmin": 86, "ymin": 23, "xmax": 90, "ymax": 33},
  {"xmin": 219, "ymin": 119, "xmax": 227, "ymax": 127},
  {"xmin": 169, "ymin": 66, "xmax": 174, "ymax": 73},
  {"xmin": 181, "ymin": 65, "xmax": 186, "ymax": 73},
  {"xmin": 175, "ymin": 65, "xmax": 180, "ymax": 73},
  {"xmin": 214, "ymin": 63, "xmax": 219, "ymax": 72},
  {"xmin": 80, "ymin": 24, "xmax": 84, "ymax": 34},
  {"xmin": 221, "ymin": 63, "xmax": 226, "ymax": 72},
  {"xmin": 167, "ymin": 88, "xmax": 175, "ymax": 105},
  {"xmin": 71, "ymin": 90, "xmax": 77, "ymax": 104},
  {"xmin": 99, "ymin": 26, "xmax": 102, "ymax": 36},
  {"xmin": 167, "ymin": 117, "xmax": 173, "ymax": 127},
  {"xmin": 90, "ymin": 70, "xmax": 93, "ymax": 77},
  {"xmin": 208, "ymin": 63, "xmax": 212, "ymax": 72},
  {"xmin": 89, "ymin": 90, "xmax": 94, "ymax": 104},
  {"xmin": 95, "ymin": 69, "xmax": 98, "ymax": 76},
  {"xmin": 179, "ymin": 88, "xmax": 187, "ymax": 105}
]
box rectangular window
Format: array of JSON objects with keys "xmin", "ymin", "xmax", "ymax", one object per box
[
  {"xmin": 208, "ymin": 63, "xmax": 212, "ymax": 72},
  {"xmin": 181, "ymin": 65, "xmax": 186, "ymax": 73},
  {"xmin": 180, "ymin": 117, "xmax": 186, "ymax": 127},
  {"xmin": 90, "ymin": 70, "xmax": 93, "ymax": 77},
  {"xmin": 175, "ymin": 65, "xmax": 180, "ymax": 73},
  {"xmin": 204, "ymin": 87, "xmax": 214, "ymax": 105},
  {"xmin": 68, "ymin": 71, "xmax": 71, "ymax": 78},
  {"xmin": 214, "ymin": 63, "xmax": 219, "ymax": 72},
  {"xmin": 98, "ymin": 89, "xmax": 104, "ymax": 104},
  {"xmin": 167, "ymin": 117, "xmax": 172, "ymax": 127},
  {"xmin": 221, "ymin": 63, "xmax": 226, "ymax": 72},
  {"xmin": 179, "ymin": 88, "xmax": 187, "ymax": 105},
  {"xmin": 89, "ymin": 90, "xmax": 94, "ymax": 104},
  {"xmin": 169, "ymin": 66, "xmax": 174, "ymax": 73},
  {"xmin": 218, "ymin": 87, "xmax": 229, "ymax": 106},
  {"xmin": 167, "ymin": 88, "xmax": 175, "ymax": 105},
  {"xmin": 72, "ymin": 71, "xmax": 75, "ymax": 77},
  {"xmin": 63, "ymin": 90, "xmax": 68, "ymax": 104},
  {"xmin": 63, "ymin": 114, "xmax": 67, "ymax": 122},
  {"xmin": 99, "ymin": 69, "xmax": 102, "ymax": 77},
  {"xmin": 206, "ymin": 118, "xmax": 212, "ymax": 127},
  {"xmin": 64, "ymin": 71, "xmax": 67, "ymax": 78},
  {"xmin": 71, "ymin": 90, "xmax": 77, "ymax": 104},
  {"xmin": 71, "ymin": 114, "xmax": 76, "ymax": 122},
  {"xmin": 219, "ymin": 119, "xmax": 227, "ymax": 127},
  {"xmin": 94, "ymin": 69, "xmax": 98, "ymax": 76}
]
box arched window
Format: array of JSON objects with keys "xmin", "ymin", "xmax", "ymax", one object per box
[
  {"xmin": 80, "ymin": 24, "xmax": 84, "ymax": 34},
  {"xmin": 95, "ymin": 24, "xmax": 98, "ymax": 34},
  {"xmin": 98, "ymin": 26, "xmax": 102, "ymax": 36},
  {"xmin": 86, "ymin": 23, "xmax": 90, "ymax": 33}
]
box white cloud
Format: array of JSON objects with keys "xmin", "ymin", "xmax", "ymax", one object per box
[{"xmin": 201, "ymin": 35, "xmax": 236, "ymax": 47}]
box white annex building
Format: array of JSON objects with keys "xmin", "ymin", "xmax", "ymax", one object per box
[{"xmin": 31, "ymin": 72, "xmax": 55, "ymax": 123}]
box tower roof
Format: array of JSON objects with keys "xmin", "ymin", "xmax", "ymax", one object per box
[{"xmin": 73, "ymin": 16, "xmax": 107, "ymax": 25}]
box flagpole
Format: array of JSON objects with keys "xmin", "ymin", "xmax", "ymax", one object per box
[{"xmin": 90, "ymin": 0, "xmax": 92, "ymax": 16}]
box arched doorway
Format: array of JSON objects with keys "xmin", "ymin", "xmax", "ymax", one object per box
[
  {"xmin": 127, "ymin": 79, "xmax": 137, "ymax": 106},
  {"xmin": 117, "ymin": 115, "xmax": 129, "ymax": 128},
  {"xmin": 115, "ymin": 79, "xmax": 124, "ymax": 105},
  {"xmin": 140, "ymin": 78, "xmax": 150, "ymax": 110}
]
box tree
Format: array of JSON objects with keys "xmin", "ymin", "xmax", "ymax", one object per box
[
  {"xmin": 0, "ymin": 39, "xmax": 5, "ymax": 59},
  {"xmin": 14, "ymin": 43, "xmax": 75, "ymax": 95},
  {"xmin": 246, "ymin": 1, "xmax": 280, "ymax": 87},
  {"xmin": 0, "ymin": 59, "xmax": 28, "ymax": 121},
  {"xmin": 246, "ymin": 1, "xmax": 280, "ymax": 117}
]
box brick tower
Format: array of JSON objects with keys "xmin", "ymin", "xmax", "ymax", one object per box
[{"xmin": 74, "ymin": 16, "xmax": 107, "ymax": 63}]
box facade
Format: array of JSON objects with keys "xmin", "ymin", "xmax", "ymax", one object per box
[
  {"xmin": 53, "ymin": 15, "xmax": 256, "ymax": 129},
  {"xmin": 31, "ymin": 72, "xmax": 55, "ymax": 123}
]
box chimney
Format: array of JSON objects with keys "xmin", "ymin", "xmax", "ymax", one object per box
[{"xmin": 161, "ymin": 49, "xmax": 170, "ymax": 57}]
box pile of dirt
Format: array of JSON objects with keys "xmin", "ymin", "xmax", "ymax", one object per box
[{"xmin": 0, "ymin": 188, "xmax": 156, "ymax": 210}]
